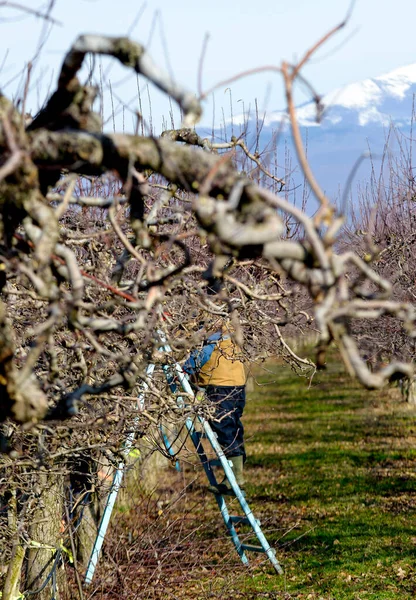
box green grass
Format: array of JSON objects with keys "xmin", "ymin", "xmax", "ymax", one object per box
[
  {"xmin": 237, "ymin": 360, "xmax": 416, "ymax": 599},
  {"xmin": 109, "ymin": 358, "xmax": 416, "ymax": 600}
]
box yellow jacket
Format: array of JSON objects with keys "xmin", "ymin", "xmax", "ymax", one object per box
[{"xmin": 184, "ymin": 327, "xmax": 246, "ymax": 387}]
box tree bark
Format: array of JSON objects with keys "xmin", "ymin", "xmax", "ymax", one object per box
[
  {"xmin": 73, "ymin": 496, "xmax": 99, "ymax": 572},
  {"xmin": 26, "ymin": 472, "xmax": 66, "ymax": 600},
  {"xmin": 401, "ymin": 376, "xmax": 416, "ymax": 404},
  {"xmin": 2, "ymin": 490, "xmax": 25, "ymax": 600}
]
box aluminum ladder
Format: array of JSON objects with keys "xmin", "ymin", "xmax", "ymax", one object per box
[
  {"xmin": 84, "ymin": 345, "xmax": 283, "ymax": 584},
  {"xmin": 164, "ymin": 349, "xmax": 283, "ymax": 574}
]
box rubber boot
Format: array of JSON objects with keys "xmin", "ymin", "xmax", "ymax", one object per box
[
  {"xmin": 208, "ymin": 455, "xmax": 245, "ymax": 496},
  {"xmin": 230, "ymin": 455, "xmax": 245, "ymax": 487}
]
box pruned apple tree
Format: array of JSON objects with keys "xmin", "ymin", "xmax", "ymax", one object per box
[{"xmin": 0, "ymin": 16, "xmax": 416, "ymax": 599}]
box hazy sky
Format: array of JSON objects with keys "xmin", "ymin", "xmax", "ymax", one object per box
[{"xmin": 2, "ymin": 0, "xmax": 416, "ymax": 131}]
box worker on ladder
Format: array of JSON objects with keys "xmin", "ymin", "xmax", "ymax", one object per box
[{"xmin": 183, "ymin": 318, "xmax": 247, "ymax": 496}]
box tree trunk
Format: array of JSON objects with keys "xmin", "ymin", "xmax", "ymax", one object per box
[
  {"xmin": 400, "ymin": 376, "xmax": 416, "ymax": 405},
  {"xmin": 406, "ymin": 378, "xmax": 416, "ymax": 405},
  {"xmin": 26, "ymin": 472, "xmax": 66, "ymax": 600},
  {"xmin": 2, "ymin": 544, "xmax": 25, "ymax": 600},
  {"xmin": 246, "ymin": 376, "xmax": 254, "ymax": 393},
  {"xmin": 73, "ymin": 495, "xmax": 99, "ymax": 571},
  {"xmin": 2, "ymin": 490, "xmax": 25, "ymax": 600},
  {"xmin": 71, "ymin": 452, "xmax": 112, "ymax": 571}
]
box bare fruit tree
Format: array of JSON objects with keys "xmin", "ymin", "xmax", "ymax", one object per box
[
  {"xmin": 1, "ymin": 8, "xmax": 416, "ymax": 598},
  {"xmin": 0, "ymin": 32, "xmax": 414, "ymax": 425},
  {"xmin": 341, "ymin": 122, "xmax": 416, "ymax": 400}
]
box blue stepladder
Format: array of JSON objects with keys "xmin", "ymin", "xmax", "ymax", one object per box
[
  {"xmin": 84, "ymin": 337, "xmax": 283, "ymax": 586},
  {"xmin": 161, "ymin": 342, "xmax": 283, "ymax": 575}
]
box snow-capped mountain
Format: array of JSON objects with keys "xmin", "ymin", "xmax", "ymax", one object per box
[
  {"xmin": 262, "ymin": 63, "xmax": 416, "ymax": 129},
  {"xmin": 214, "ymin": 64, "xmax": 416, "ymax": 201}
]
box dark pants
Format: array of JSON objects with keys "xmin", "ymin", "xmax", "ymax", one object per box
[{"xmin": 205, "ymin": 385, "xmax": 246, "ymax": 460}]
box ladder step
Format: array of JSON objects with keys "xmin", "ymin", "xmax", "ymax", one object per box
[
  {"xmin": 241, "ymin": 544, "xmax": 276, "ymax": 554},
  {"xmin": 230, "ymin": 516, "xmax": 261, "ymax": 526}
]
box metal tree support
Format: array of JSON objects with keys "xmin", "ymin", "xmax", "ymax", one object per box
[{"xmin": 84, "ymin": 342, "xmax": 283, "ymax": 585}]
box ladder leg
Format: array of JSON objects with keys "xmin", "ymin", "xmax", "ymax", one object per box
[
  {"xmin": 184, "ymin": 417, "xmax": 249, "ymax": 565},
  {"xmin": 216, "ymin": 495, "xmax": 248, "ymax": 565},
  {"xmin": 84, "ymin": 362, "xmax": 156, "ymax": 584},
  {"xmin": 160, "ymin": 424, "xmax": 181, "ymax": 471},
  {"xmin": 199, "ymin": 416, "xmax": 283, "ymax": 574}
]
